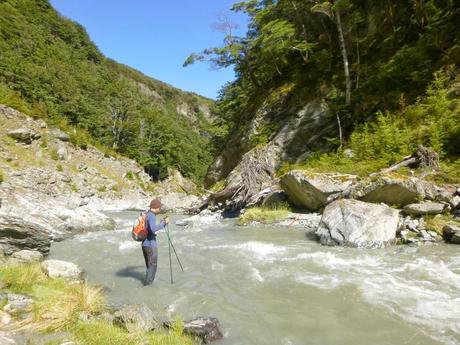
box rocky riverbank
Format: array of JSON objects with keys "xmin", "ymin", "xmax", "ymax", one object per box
[{"xmin": 0, "ymin": 105, "xmax": 200, "ymax": 257}]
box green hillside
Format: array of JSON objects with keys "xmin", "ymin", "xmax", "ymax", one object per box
[{"xmin": 0, "ymin": 0, "xmax": 220, "ymax": 182}]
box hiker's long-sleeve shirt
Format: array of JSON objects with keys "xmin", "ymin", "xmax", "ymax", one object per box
[{"xmin": 142, "ymin": 211, "xmax": 165, "ymax": 247}]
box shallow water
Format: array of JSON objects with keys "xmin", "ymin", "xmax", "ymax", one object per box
[{"xmin": 49, "ymin": 211, "xmax": 460, "ymax": 345}]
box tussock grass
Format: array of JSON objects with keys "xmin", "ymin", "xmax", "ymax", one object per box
[
  {"xmin": 239, "ymin": 203, "xmax": 290, "ymax": 225},
  {"xmin": 425, "ymin": 214, "xmax": 460, "ymax": 235},
  {"xmin": 0, "ymin": 263, "xmax": 197, "ymax": 344},
  {"xmin": 71, "ymin": 318, "xmax": 195, "ymax": 345},
  {"xmin": 0, "ymin": 263, "xmax": 47, "ymax": 293}
]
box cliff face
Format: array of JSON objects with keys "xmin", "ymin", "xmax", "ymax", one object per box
[{"xmin": 205, "ymin": 96, "xmax": 338, "ymax": 188}]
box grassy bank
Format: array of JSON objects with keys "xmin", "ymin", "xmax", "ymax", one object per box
[
  {"xmin": 0, "ymin": 263, "xmax": 196, "ymax": 345},
  {"xmin": 239, "ymin": 203, "xmax": 291, "ymax": 225}
]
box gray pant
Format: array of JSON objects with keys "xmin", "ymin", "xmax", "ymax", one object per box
[{"xmin": 142, "ymin": 245, "xmax": 158, "ymax": 286}]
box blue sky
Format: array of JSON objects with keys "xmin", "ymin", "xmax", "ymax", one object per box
[{"xmin": 50, "ymin": 0, "xmax": 248, "ymax": 99}]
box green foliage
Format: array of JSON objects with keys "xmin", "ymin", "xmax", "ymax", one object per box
[
  {"xmin": 97, "ymin": 185, "xmax": 107, "ymax": 193},
  {"xmin": 56, "ymin": 164, "xmax": 63, "ymax": 172},
  {"xmin": 285, "ymin": 74, "xmax": 460, "ymax": 177},
  {"xmin": 125, "ymin": 171, "xmax": 134, "ymax": 180},
  {"xmin": 0, "ymin": 263, "xmax": 47, "ymax": 293},
  {"xmin": 239, "ymin": 203, "xmax": 291, "ymax": 225},
  {"xmin": 0, "ymin": 168, "xmax": 4, "ymax": 184},
  {"xmin": 0, "ymin": 0, "xmax": 219, "ymax": 183}
]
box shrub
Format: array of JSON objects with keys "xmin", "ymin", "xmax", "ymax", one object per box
[
  {"xmin": 50, "ymin": 149, "xmax": 59, "ymax": 161},
  {"xmin": 0, "ymin": 168, "xmax": 4, "ymax": 184},
  {"xmin": 56, "ymin": 164, "xmax": 63, "ymax": 172}
]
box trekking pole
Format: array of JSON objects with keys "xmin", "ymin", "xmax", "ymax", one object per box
[
  {"xmin": 168, "ymin": 233, "xmax": 173, "ymax": 284},
  {"xmin": 165, "ymin": 224, "xmax": 184, "ymax": 272}
]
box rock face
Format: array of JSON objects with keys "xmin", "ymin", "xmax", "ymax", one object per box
[
  {"xmin": 41, "ymin": 260, "xmax": 83, "ymax": 280},
  {"xmin": 403, "ymin": 202, "xmax": 445, "ymax": 215},
  {"xmin": 0, "ymin": 216, "xmax": 51, "ymax": 255},
  {"xmin": 443, "ymin": 224, "xmax": 460, "ymax": 244},
  {"xmin": 182, "ymin": 317, "xmax": 223, "ymax": 344},
  {"xmin": 315, "ymin": 199, "xmax": 399, "ymax": 248},
  {"xmin": 280, "ymin": 171, "xmax": 357, "ymax": 211},
  {"xmin": 113, "ymin": 304, "xmax": 159, "ymax": 333}
]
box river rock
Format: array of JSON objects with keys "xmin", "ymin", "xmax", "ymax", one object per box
[
  {"xmin": 57, "ymin": 147, "xmax": 69, "ymax": 160},
  {"xmin": 161, "ymin": 192, "xmax": 199, "ymax": 213},
  {"xmin": 7, "ymin": 128, "xmax": 40, "ymax": 144},
  {"xmin": 280, "ymin": 171, "xmax": 357, "ymax": 211},
  {"xmin": 41, "ymin": 260, "xmax": 83, "ymax": 280},
  {"xmin": 278, "ymin": 212, "xmax": 322, "ymax": 229},
  {"xmin": 0, "ymin": 215, "xmax": 51, "ymax": 255},
  {"xmin": 315, "ymin": 199, "xmax": 399, "ymax": 248},
  {"xmin": 4, "ymin": 294, "xmax": 34, "ymax": 313},
  {"xmin": 182, "ymin": 317, "xmax": 223, "ymax": 344},
  {"xmin": 176, "ymin": 210, "xmax": 222, "ymax": 227},
  {"xmin": 10, "ymin": 250, "xmax": 44, "ymax": 263},
  {"xmin": 450, "ymin": 195, "xmax": 460, "ymax": 209},
  {"xmin": 403, "ymin": 202, "xmax": 445, "ymax": 215},
  {"xmin": 443, "ymin": 224, "xmax": 460, "ymax": 244},
  {"xmin": 113, "ymin": 304, "xmax": 159, "ymax": 333}
]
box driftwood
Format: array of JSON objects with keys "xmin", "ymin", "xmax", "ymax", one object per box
[
  {"xmin": 373, "ymin": 145, "xmax": 439, "ymax": 176},
  {"xmin": 192, "ymin": 146, "xmax": 279, "ymax": 214}
]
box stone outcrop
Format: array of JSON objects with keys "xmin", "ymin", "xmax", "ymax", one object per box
[
  {"xmin": 7, "ymin": 128, "xmax": 40, "ymax": 144},
  {"xmin": 315, "ymin": 199, "xmax": 399, "ymax": 248},
  {"xmin": 280, "ymin": 170, "xmax": 357, "ymax": 211},
  {"xmin": 0, "ymin": 216, "xmax": 51, "ymax": 255},
  {"xmin": 41, "ymin": 260, "xmax": 83, "ymax": 280},
  {"xmin": 113, "ymin": 304, "xmax": 159, "ymax": 333},
  {"xmin": 10, "ymin": 250, "xmax": 44, "ymax": 264},
  {"xmin": 403, "ymin": 201, "xmax": 446, "ymax": 215}
]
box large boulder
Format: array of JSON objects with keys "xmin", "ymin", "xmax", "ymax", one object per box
[
  {"xmin": 7, "ymin": 128, "xmax": 41, "ymax": 144},
  {"xmin": 182, "ymin": 317, "xmax": 223, "ymax": 344},
  {"xmin": 443, "ymin": 224, "xmax": 460, "ymax": 244},
  {"xmin": 343, "ymin": 175, "xmax": 447, "ymax": 207},
  {"xmin": 280, "ymin": 171, "xmax": 357, "ymax": 211},
  {"xmin": 315, "ymin": 199, "xmax": 399, "ymax": 248},
  {"xmin": 41, "ymin": 260, "xmax": 83, "ymax": 280},
  {"xmin": 160, "ymin": 192, "xmax": 199, "ymax": 213},
  {"xmin": 113, "ymin": 304, "xmax": 159, "ymax": 333},
  {"xmin": 0, "ymin": 215, "xmax": 51, "ymax": 255},
  {"xmin": 403, "ymin": 202, "xmax": 446, "ymax": 215}
]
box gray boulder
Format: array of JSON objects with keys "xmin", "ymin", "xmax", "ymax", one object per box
[
  {"xmin": 4, "ymin": 294, "xmax": 34, "ymax": 313},
  {"xmin": 41, "ymin": 260, "xmax": 83, "ymax": 280},
  {"xmin": 7, "ymin": 128, "xmax": 41, "ymax": 144},
  {"xmin": 0, "ymin": 335, "xmax": 16, "ymax": 345},
  {"xmin": 280, "ymin": 171, "xmax": 357, "ymax": 211},
  {"xmin": 113, "ymin": 304, "xmax": 159, "ymax": 333},
  {"xmin": 0, "ymin": 215, "xmax": 51, "ymax": 255},
  {"xmin": 443, "ymin": 224, "xmax": 460, "ymax": 244},
  {"xmin": 53, "ymin": 129, "xmax": 70, "ymax": 142},
  {"xmin": 344, "ymin": 176, "xmax": 446, "ymax": 207},
  {"xmin": 11, "ymin": 250, "xmax": 44, "ymax": 263},
  {"xmin": 403, "ymin": 202, "xmax": 445, "ymax": 215},
  {"xmin": 315, "ymin": 199, "xmax": 399, "ymax": 248},
  {"xmin": 180, "ymin": 317, "xmax": 223, "ymax": 344}
]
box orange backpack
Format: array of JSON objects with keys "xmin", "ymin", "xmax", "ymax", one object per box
[{"xmin": 132, "ymin": 212, "xmax": 148, "ymax": 241}]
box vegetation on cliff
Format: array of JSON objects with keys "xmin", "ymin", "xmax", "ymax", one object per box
[
  {"xmin": 0, "ymin": 0, "xmax": 220, "ymax": 183},
  {"xmin": 188, "ymin": 0, "xmax": 459, "ymax": 182}
]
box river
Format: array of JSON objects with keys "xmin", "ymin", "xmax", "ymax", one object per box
[{"xmin": 49, "ymin": 211, "xmax": 460, "ymax": 345}]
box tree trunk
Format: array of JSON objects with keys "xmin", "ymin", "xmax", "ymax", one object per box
[{"xmin": 333, "ymin": 2, "xmax": 351, "ymax": 105}]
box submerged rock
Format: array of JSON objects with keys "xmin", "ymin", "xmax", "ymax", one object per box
[
  {"xmin": 41, "ymin": 260, "xmax": 83, "ymax": 280},
  {"xmin": 315, "ymin": 199, "xmax": 399, "ymax": 248},
  {"xmin": 280, "ymin": 170, "xmax": 357, "ymax": 211},
  {"xmin": 403, "ymin": 202, "xmax": 445, "ymax": 215},
  {"xmin": 113, "ymin": 304, "xmax": 159, "ymax": 333}
]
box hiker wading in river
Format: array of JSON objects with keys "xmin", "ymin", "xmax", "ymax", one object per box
[{"xmin": 142, "ymin": 198, "xmax": 169, "ymax": 286}]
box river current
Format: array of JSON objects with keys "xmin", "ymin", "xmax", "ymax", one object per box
[{"xmin": 49, "ymin": 211, "xmax": 460, "ymax": 345}]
